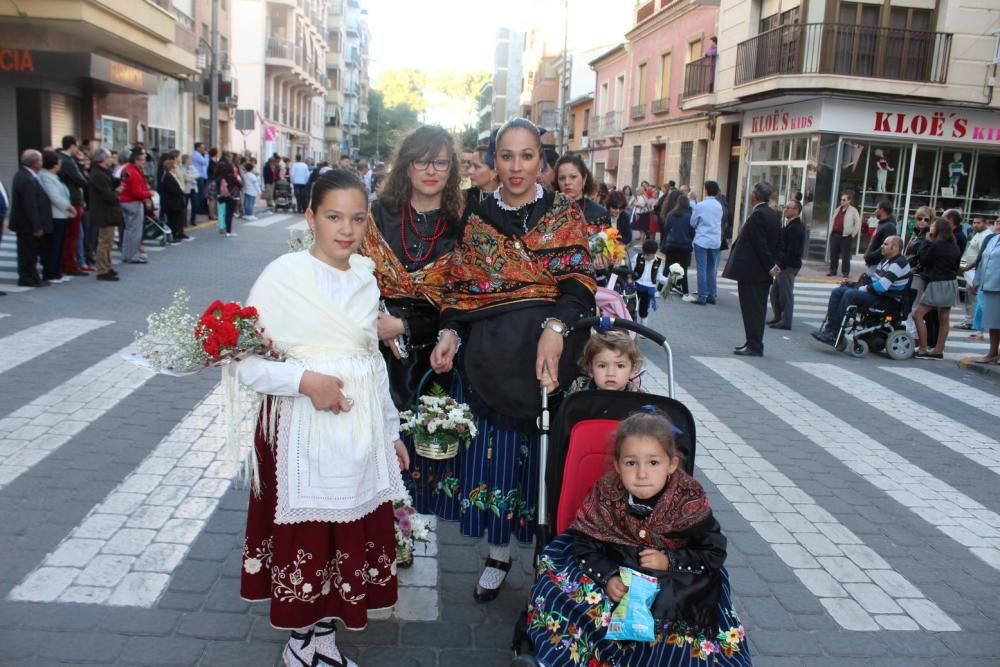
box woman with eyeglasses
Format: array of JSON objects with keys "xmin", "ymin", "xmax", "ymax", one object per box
[
  {"xmin": 903, "ymin": 205, "xmax": 936, "ymax": 337},
  {"xmin": 363, "ymin": 126, "xmax": 465, "ymax": 421},
  {"xmin": 428, "ymin": 117, "xmax": 596, "ymax": 603}
]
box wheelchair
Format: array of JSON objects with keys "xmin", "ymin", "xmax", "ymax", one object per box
[{"xmin": 831, "ymin": 284, "xmax": 915, "ymax": 360}]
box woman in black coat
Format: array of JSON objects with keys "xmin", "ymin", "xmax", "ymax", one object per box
[{"xmin": 157, "ymin": 153, "xmax": 187, "ymax": 243}]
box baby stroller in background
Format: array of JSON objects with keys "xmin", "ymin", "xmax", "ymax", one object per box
[
  {"xmin": 511, "ymin": 315, "xmax": 697, "ymax": 665},
  {"xmin": 141, "ymin": 192, "xmax": 171, "ymax": 246},
  {"xmin": 272, "ymin": 181, "xmax": 294, "ymax": 212}
]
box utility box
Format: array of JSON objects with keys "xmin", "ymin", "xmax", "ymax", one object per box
[{"xmin": 235, "ymin": 109, "xmax": 255, "ymax": 131}]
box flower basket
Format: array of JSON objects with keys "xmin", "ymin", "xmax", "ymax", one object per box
[
  {"xmin": 395, "ymin": 543, "xmax": 414, "ymax": 568},
  {"xmin": 400, "ymin": 370, "xmax": 476, "ymax": 462}
]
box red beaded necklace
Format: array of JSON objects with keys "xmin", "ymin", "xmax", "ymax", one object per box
[{"xmin": 400, "ymin": 204, "xmax": 447, "ymax": 264}]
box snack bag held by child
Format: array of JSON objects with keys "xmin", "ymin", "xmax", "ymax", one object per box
[{"xmin": 606, "ymin": 566, "xmax": 660, "ymax": 642}]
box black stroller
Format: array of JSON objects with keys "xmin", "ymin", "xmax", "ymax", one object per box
[
  {"xmin": 272, "ymin": 181, "xmax": 294, "ymax": 211},
  {"xmin": 511, "ymin": 315, "xmax": 697, "ymax": 665}
]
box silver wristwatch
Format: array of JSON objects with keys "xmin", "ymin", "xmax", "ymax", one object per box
[{"xmin": 541, "ymin": 317, "xmax": 569, "ymax": 337}]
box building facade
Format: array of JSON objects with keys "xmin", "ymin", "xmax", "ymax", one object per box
[
  {"xmin": 0, "ymin": 0, "xmax": 204, "ymax": 183},
  {"xmin": 618, "ymin": 0, "xmax": 720, "ymax": 194},
  {"xmin": 231, "ymin": 0, "xmax": 329, "ymax": 161},
  {"xmin": 682, "ymin": 0, "xmax": 1000, "ymax": 259},
  {"xmin": 589, "ymin": 44, "xmax": 628, "ymax": 186},
  {"xmin": 566, "ymin": 94, "xmax": 594, "ymax": 158}
]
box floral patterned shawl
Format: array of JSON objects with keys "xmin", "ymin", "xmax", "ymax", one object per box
[
  {"xmin": 441, "ymin": 193, "xmax": 596, "ymax": 314},
  {"xmin": 361, "ymin": 215, "xmax": 453, "ymax": 307},
  {"xmin": 570, "ymin": 470, "xmax": 712, "ymax": 550}
]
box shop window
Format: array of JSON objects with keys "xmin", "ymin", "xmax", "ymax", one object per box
[
  {"xmin": 101, "ymin": 117, "xmax": 129, "ymax": 154},
  {"xmin": 970, "ymin": 153, "xmax": 1000, "ymax": 221},
  {"xmin": 148, "ymin": 127, "xmax": 177, "ymax": 154},
  {"xmin": 791, "ymin": 137, "xmax": 808, "ymax": 161},
  {"xmin": 679, "ymin": 141, "xmax": 693, "ymax": 186},
  {"xmin": 752, "ymin": 138, "xmax": 789, "ymax": 162}
]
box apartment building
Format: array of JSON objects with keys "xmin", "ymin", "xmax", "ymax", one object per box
[
  {"xmin": 0, "ymin": 0, "xmax": 204, "ymax": 182},
  {"xmin": 566, "ymin": 94, "xmax": 595, "ymax": 158},
  {"xmin": 618, "ymin": 0, "xmax": 721, "ymax": 194},
  {"xmin": 682, "ymin": 0, "xmax": 1000, "ymax": 259},
  {"xmin": 589, "ymin": 45, "xmax": 628, "ymax": 186},
  {"xmin": 325, "ymin": 0, "xmax": 346, "ymax": 159},
  {"xmin": 232, "ymin": 0, "xmax": 328, "ymax": 161}
]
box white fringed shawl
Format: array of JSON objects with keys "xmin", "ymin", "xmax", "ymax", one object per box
[{"xmin": 225, "ymin": 251, "xmax": 406, "ymax": 524}]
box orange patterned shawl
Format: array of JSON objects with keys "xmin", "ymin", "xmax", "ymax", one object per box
[
  {"xmin": 441, "ymin": 193, "xmax": 596, "ymax": 313},
  {"xmin": 360, "ymin": 215, "xmax": 453, "ymax": 307}
]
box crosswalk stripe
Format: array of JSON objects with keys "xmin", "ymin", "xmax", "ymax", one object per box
[
  {"xmin": 0, "ymin": 314, "xmax": 9, "ymax": 319},
  {"xmin": 640, "ymin": 364, "xmax": 953, "ymax": 631},
  {"xmin": 0, "ymin": 318, "xmax": 113, "ymax": 374},
  {"xmin": 792, "ymin": 362, "xmax": 1000, "ymax": 476},
  {"xmin": 0, "ymin": 347, "xmax": 156, "ymax": 490},
  {"xmin": 8, "ymin": 385, "xmax": 231, "ymax": 607},
  {"xmin": 695, "ymin": 357, "xmax": 1000, "ymax": 573},
  {"xmin": 878, "ymin": 367, "xmax": 1000, "ymax": 419}
]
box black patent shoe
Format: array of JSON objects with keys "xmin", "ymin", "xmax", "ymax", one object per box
[{"xmin": 474, "ymin": 557, "xmax": 512, "ymax": 603}]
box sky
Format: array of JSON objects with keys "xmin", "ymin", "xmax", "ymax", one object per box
[{"xmin": 365, "ymin": 0, "xmax": 631, "ymax": 81}]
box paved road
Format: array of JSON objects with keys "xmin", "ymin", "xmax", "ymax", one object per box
[{"xmin": 0, "ymin": 212, "xmax": 998, "ymax": 666}]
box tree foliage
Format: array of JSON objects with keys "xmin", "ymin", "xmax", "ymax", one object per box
[
  {"xmin": 377, "ymin": 68, "xmax": 428, "ymax": 115},
  {"xmin": 359, "ymin": 89, "xmax": 419, "ymax": 160}
]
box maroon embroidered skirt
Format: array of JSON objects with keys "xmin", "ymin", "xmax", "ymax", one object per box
[{"xmin": 240, "ymin": 415, "xmax": 398, "ymax": 630}]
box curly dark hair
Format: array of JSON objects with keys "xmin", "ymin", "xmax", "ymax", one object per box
[{"xmin": 381, "ymin": 125, "xmax": 463, "ymax": 222}]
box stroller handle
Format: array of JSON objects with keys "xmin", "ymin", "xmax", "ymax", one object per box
[{"xmin": 572, "ymin": 316, "xmax": 666, "ymax": 346}]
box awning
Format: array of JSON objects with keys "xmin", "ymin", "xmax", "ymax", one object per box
[{"xmin": 0, "ymin": 49, "xmax": 159, "ymax": 94}]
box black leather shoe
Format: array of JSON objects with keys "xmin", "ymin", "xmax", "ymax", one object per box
[
  {"xmin": 705, "ymin": 298, "xmax": 716, "ymax": 304},
  {"xmin": 825, "ymin": 272, "xmax": 836, "ymax": 276},
  {"xmin": 96, "ymin": 273, "xmax": 120, "ymax": 282},
  {"xmin": 769, "ymin": 323, "xmax": 791, "ymax": 330},
  {"xmin": 733, "ymin": 347, "xmax": 762, "ymax": 357},
  {"xmin": 474, "ymin": 557, "xmax": 511, "ymax": 603},
  {"xmin": 811, "ymin": 330, "xmax": 836, "ymax": 345},
  {"xmin": 734, "ymin": 342, "xmax": 748, "ymax": 351},
  {"xmin": 766, "ymin": 319, "xmax": 781, "ymax": 326}
]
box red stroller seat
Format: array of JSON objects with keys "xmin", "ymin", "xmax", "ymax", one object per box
[{"xmin": 555, "ymin": 419, "xmax": 617, "ymax": 534}]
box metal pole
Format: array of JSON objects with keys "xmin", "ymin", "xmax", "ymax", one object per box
[
  {"xmin": 375, "ymin": 102, "xmax": 381, "ymax": 162},
  {"xmin": 558, "ymin": 0, "xmax": 569, "ymax": 154},
  {"xmin": 209, "ymin": 0, "xmax": 220, "ymax": 150}
]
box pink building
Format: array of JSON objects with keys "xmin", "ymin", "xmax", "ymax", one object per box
[
  {"xmin": 589, "ymin": 44, "xmax": 628, "ymax": 186},
  {"xmin": 618, "ymin": 0, "xmax": 720, "ymax": 195}
]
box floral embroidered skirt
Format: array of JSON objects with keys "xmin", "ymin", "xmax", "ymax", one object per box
[
  {"xmin": 240, "ymin": 422, "xmax": 398, "ymax": 631},
  {"xmin": 526, "ymin": 534, "xmax": 752, "ymax": 666},
  {"xmin": 406, "ymin": 414, "xmax": 540, "ymax": 547}
]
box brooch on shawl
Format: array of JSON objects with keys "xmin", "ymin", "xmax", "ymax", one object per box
[{"xmin": 351, "ymin": 253, "xmax": 376, "ymax": 274}]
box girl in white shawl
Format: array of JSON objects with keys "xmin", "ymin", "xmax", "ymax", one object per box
[{"xmin": 236, "ymin": 169, "xmax": 409, "ymax": 667}]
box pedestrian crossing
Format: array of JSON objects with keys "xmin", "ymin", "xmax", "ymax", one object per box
[{"xmin": 0, "ymin": 312, "xmax": 997, "ymax": 636}]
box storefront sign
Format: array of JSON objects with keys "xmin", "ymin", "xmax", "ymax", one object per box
[
  {"xmin": 0, "ymin": 48, "xmax": 157, "ymax": 94},
  {"xmin": 743, "ymin": 101, "xmax": 823, "ymax": 137},
  {"xmin": 0, "ymin": 49, "xmax": 33, "ymax": 72}
]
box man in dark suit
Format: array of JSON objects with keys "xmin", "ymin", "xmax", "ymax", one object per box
[
  {"xmin": 722, "ymin": 181, "xmax": 782, "ymax": 356},
  {"xmin": 863, "ymin": 200, "xmax": 897, "ymax": 269},
  {"xmin": 9, "ymin": 149, "xmax": 53, "ymax": 288},
  {"xmin": 768, "ymin": 199, "xmax": 805, "ymax": 330}
]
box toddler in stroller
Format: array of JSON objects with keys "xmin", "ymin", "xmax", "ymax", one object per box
[{"xmin": 514, "ymin": 318, "xmax": 751, "ymax": 667}]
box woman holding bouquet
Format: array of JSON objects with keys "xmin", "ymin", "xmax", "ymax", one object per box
[
  {"xmin": 554, "ymin": 154, "xmax": 608, "ymax": 236},
  {"xmin": 235, "ymin": 170, "xmax": 409, "ymax": 667},
  {"xmin": 430, "ymin": 117, "xmax": 596, "ymax": 602}
]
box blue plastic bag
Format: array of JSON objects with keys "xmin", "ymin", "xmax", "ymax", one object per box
[{"xmin": 605, "ymin": 567, "xmax": 660, "ymax": 642}]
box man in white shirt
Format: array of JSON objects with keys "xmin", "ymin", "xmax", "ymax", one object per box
[
  {"xmin": 959, "ymin": 215, "xmax": 991, "ymax": 329},
  {"xmin": 290, "ymin": 155, "xmax": 310, "ymax": 213},
  {"xmin": 687, "ymin": 180, "xmax": 724, "ymax": 305}
]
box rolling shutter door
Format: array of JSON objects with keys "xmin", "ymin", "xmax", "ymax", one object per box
[{"xmin": 50, "ymin": 93, "xmax": 79, "ymax": 147}]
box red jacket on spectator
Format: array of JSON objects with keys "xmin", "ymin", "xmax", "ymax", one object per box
[{"xmin": 118, "ymin": 163, "xmax": 152, "ymax": 203}]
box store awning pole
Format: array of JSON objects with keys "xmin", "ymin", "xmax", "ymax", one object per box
[{"xmin": 901, "ymin": 142, "xmax": 918, "ymax": 246}]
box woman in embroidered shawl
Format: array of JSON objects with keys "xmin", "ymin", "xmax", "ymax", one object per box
[
  {"xmin": 236, "ymin": 170, "xmax": 409, "ymax": 667},
  {"xmin": 362, "ymin": 125, "xmax": 464, "ymax": 412},
  {"xmin": 527, "ymin": 412, "xmax": 751, "ymax": 666},
  {"xmin": 429, "ymin": 117, "xmax": 597, "ymax": 602}
]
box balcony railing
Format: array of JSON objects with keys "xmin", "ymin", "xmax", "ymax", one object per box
[
  {"xmin": 630, "ymin": 102, "xmax": 646, "ymax": 120},
  {"xmin": 266, "ymin": 38, "xmax": 294, "ymax": 60},
  {"xmin": 735, "ymin": 22, "xmax": 951, "ymax": 86},
  {"xmin": 602, "ymin": 110, "xmax": 622, "ymax": 136},
  {"xmin": 651, "ymin": 97, "xmax": 670, "ymax": 114},
  {"xmin": 591, "ymin": 117, "xmax": 601, "ymax": 137},
  {"xmin": 682, "ymin": 56, "xmax": 716, "ymax": 98}
]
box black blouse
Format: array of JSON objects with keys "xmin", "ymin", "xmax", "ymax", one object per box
[{"xmin": 372, "ymin": 200, "xmax": 462, "ymax": 273}]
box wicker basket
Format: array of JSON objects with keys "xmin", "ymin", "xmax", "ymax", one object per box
[
  {"xmin": 414, "ymin": 434, "xmax": 460, "ymax": 461},
  {"xmin": 409, "ymin": 369, "xmax": 465, "ymax": 461}
]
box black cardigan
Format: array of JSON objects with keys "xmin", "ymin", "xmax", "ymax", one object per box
[{"xmin": 918, "ymin": 240, "xmax": 961, "ymax": 283}]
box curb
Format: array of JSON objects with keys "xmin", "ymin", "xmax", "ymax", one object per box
[{"xmin": 957, "ymin": 357, "xmax": 999, "ymax": 379}]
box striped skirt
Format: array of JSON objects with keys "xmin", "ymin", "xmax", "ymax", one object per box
[{"xmin": 406, "ymin": 413, "xmax": 540, "ymax": 547}]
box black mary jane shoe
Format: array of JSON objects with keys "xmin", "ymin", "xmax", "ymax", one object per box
[{"xmin": 473, "ymin": 557, "xmax": 512, "ymax": 603}]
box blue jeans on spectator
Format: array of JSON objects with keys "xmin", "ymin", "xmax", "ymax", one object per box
[
  {"xmin": 822, "ymin": 286, "xmax": 879, "ymax": 333},
  {"xmin": 243, "ymin": 194, "xmax": 256, "ymax": 218},
  {"xmin": 694, "ymin": 244, "xmax": 719, "ymax": 304}
]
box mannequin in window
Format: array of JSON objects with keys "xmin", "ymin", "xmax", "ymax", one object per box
[
  {"xmin": 874, "ymin": 149, "xmax": 893, "ymax": 193},
  {"xmin": 948, "ymin": 153, "xmax": 967, "ymax": 192}
]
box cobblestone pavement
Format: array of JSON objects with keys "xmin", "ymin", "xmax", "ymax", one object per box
[{"xmin": 0, "ymin": 213, "xmax": 998, "ymax": 666}]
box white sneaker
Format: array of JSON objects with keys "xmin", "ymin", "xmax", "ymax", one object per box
[
  {"xmin": 226, "ymin": 233, "xmax": 238, "ymax": 237},
  {"xmin": 50, "ymin": 277, "xmax": 71, "ymax": 284},
  {"xmin": 681, "ymin": 294, "xmax": 697, "ymax": 303}
]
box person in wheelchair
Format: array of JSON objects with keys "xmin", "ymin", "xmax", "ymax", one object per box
[{"xmin": 812, "ymin": 235, "xmax": 911, "ymax": 346}]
